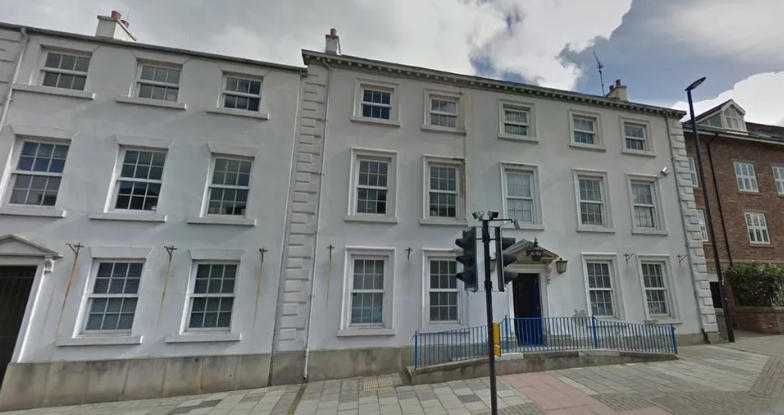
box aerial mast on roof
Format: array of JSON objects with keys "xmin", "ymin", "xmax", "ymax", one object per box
[{"xmin": 593, "ymin": 51, "xmax": 606, "ymax": 95}]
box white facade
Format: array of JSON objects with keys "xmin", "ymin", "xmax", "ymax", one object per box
[
  {"xmin": 0, "ymin": 20, "xmax": 303, "ymax": 399},
  {"xmin": 282, "ymin": 49, "xmax": 716, "ymax": 367}
]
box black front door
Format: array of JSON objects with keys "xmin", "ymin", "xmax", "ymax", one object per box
[
  {"xmin": 0, "ymin": 266, "xmax": 36, "ymax": 391},
  {"xmin": 512, "ymin": 273, "xmax": 543, "ymax": 346}
]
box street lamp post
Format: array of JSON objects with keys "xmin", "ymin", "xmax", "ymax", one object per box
[{"xmin": 685, "ymin": 77, "xmax": 735, "ymax": 343}]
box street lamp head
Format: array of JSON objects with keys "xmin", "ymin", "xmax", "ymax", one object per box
[{"xmin": 685, "ymin": 77, "xmax": 706, "ymax": 92}]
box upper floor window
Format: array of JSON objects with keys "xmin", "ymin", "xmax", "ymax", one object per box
[
  {"xmin": 687, "ymin": 157, "xmax": 699, "ymax": 188},
  {"xmin": 41, "ymin": 52, "xmax": 90, "ymax": 91},
  {"xmin": 628, "ymin": 176, "xmax": 665, "ymax": 233},
  {"xmin": 724, "ymin": 107, "xmax": 746, "ymax": 132},
  {"xmin": 697, "ymin": 210, "xmax": 709, "ymax": 242},
  {"xmin": 136, "ymin": 64, "xmax": 180, "ymax": 102},
  {"xmin": 222, "ymin": 76, "xmax": 261, "ymax": 112},
  {"xmin": 773, "ymin": 166, "xmax": 784, "ymax": 195},
  {"xmin": 113, "ymin": 149, "xmax": 166, "ymax": 211},
  {"xmin": 622, "ymin": 121, "xmax": 650, "ymax": 153},
  {"xmin": 84, "ymin": 262, "xmax": 142, "ymax": 332},
  {"xmin": 426, "ymin": 159, "xmax": 464, "ymax": 221},
  {"xmin": 574, "ymin": 170, "xmax": 612, "ymax": 231},
  {"xmin": 745, "ymin": 212, "xmax": 770, "ymax": 245},
  {"xmin": 570, "ymin": 111, "xmax": 603, "ymax": 149},
  {"xmin": 734, "ymin": 161, "xmax": 758, "ymax": 192},
  {"xmin": 361, "ymin": 88, "xmax": 392, "ymax": 120},
  {"xmin": 346, "ymin": 148, "xmax": 397, "ymax": 223},
  {"xmin": 7, "ymin": 141, "xmax": 69, "ymax": 207},
  {"xmin": 502, "ymin": 165, "xmax": 543, "ymax": 228},
  {"xmin": 502, "ymin": 105, "xmax": 530, "ymax": 137},
  {"xmin": 429, "ymin": 97, "xmax": 458, "ymax": 128},
  {"xmin": 206, "ymin": 157, "xmax": 252, "ymax": 216}
]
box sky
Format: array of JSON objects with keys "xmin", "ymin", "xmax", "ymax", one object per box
[{"xmin": 2, "ymin": 0, "xmax": 781, "ymax": 125}]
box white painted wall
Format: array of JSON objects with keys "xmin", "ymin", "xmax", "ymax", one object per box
[
  {"xmin": 0, "ymin": 33, "xmax": 302, "ymax": 362},
  {"xmin": 306, "ymin": 66, "xmax": 701, "ymax": 351}
]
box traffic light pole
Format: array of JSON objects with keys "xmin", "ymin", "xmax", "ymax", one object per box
[{"xmin": 481, "ymin": 219, "xmax": 499, "ymax": 415}]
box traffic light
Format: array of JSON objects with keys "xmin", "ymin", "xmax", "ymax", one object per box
[
  {"xmin": 495, "ymin": 227, "xmax": 517, "ymax": 292},
  {"xmin": 455, "ymin": 227, "xmax": 478, "ymax": 292}
]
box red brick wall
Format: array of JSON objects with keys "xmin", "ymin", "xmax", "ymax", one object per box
[{"xmin": 733, "ymin": 306, "xmax": 784, "ymax": 334}]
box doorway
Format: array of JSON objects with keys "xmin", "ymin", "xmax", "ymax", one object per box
[
  {"xmin": 0, "ymin": 266, "xmax": 36, "ymax": 391},
  {"xmin": 512, "ymin": 273, "xmax": 543, "ymax": 346}
]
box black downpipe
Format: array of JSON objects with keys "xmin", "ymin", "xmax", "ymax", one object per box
[{"xmin": 706, "ymin": 137, "xmax": 734, "ymax": 267}]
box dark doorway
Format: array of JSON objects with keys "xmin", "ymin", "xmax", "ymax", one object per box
[
  {"xmin": 0, "ymin": 266, "xmax": 36, "ymax": 392},
  {"xmin": 512, "ymin": 273, "xmax": 543, "ymax": 346}
]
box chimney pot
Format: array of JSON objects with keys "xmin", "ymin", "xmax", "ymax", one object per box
[
  {"xmin": 121, "ymin": 19, "xmax": 129, "ymax": 27},
  {"xmin": 615, "ymin": 79, "xmax": 622, "ymax": 87},
  {"xmin": 111, "ymin": 10, "xmax": 122, "ymax": 20},
  {"xmin": 609, "ymin": 85, "xmax": 615, "ymax": 91},
  {"xmin": 330, "ymin": 28, "xmax": 337, "ymax": 37}
]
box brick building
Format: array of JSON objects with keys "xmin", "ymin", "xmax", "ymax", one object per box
[{"xmin": 684, "ymin": 99, "xmax": 784, "ymax": 318}]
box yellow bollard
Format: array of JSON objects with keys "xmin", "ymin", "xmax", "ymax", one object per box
[{"xmin": 492, "ymin": 322, "xmax": 501, "ymax": 357}]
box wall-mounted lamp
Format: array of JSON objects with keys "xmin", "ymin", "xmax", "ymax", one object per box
[
  {"xmin": 527, "ymin": 238, "xmax": 544, "ymax": 262},
  {"xmin": 555, "ymin": 258, "xmax": 568, "ymax": 274}
]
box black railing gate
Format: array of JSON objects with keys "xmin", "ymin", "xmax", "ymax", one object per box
[{"xmin": 0, "ymin": 266, "xmax": 36, "ymax": 392}]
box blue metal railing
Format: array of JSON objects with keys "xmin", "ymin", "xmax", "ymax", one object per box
[{"xmin": 413, "ymin": 316, "xmax": 677, "ymax": 368}]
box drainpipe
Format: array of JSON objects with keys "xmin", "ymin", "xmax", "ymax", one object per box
[
  {"xmin": 0, "ymin": 28, "xmax": 29, "ymax": 134},
  {"xmin": 302, "ymin": 60, "xmax": 333, "ymax": 381},
  {"xmin": 705, "ymin": 138, "xmax": 734, "ymax": 267},
  {"xmin": 663, "ymin": 114, "xmax": 710, "ymax": 343}
]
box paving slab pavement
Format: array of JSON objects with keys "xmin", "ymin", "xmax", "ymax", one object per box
[{"xmin": 3, "ymin": 334, "xmax": 784, "ymax": 415}]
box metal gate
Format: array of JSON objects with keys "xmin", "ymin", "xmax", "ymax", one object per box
[{"xmin": 0, "ymin": 266, "xmax": 36, "ymax": 391}]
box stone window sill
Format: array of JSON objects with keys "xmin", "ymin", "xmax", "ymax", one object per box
[
  {"xmin": 576, "ymin": 226, "xmax": 615, "ymax": 234},
  {"xmin": 56, "ymin": 335, "xmax": 143, "ymax": 347},
  {"xmin": 186, "ymin": 216, "xmax": 256, "ymax": 226},
  {"xmin": 165, "ymin": 333, "xmax": 242, "ymax": 343},
  {"xmin": 645, "ymin": 318, "xmax": 682, "ymax": 325},
  {"xmin": 14, "ymin": 84, "xmax": 95, "ymax": 100},
  {"xmin": 418, "ymin": 324, "xmax": 465, "ymax": 334},
  {"xmin": 631, "ymin": 228, "xmax": 668, "ymax": 236},
  {"xmin": 498, "ymin": 133, "xmax": 538, "ymax": 143},
  {"xmin": 337, "ymin": 328, "xmax": 395, "ymax": 337},
  {"xmin": 206, "ymin": 106, "xmax": 270, "ymax": 120},
  {"xmin": 350, "ymin": 116, "xmax": 401, "ymax": 128},
  {"xmin": 749, "ymin": 243, "xmax": 776, "ymax": 248},
  {"xmin": 116, "ymin": 95, "xmax": 187, "ymax": 110},
  {"xmin": 89, "ymin": 212, "xmax": 167, "ymax": 223},
  {"xmin": 344, "ymin": 215, "xmax": 398, "ymax": 224},
  {"xmin": 421, "ymin": 124, "xmax": 467, "ymax": 135},
  {"xmin": 420, "ymin": 218, "xmax": 469, "ymax": 227},
  {"xmin": 622, "ymin": 149, "xmax": 656, "ymax": 157},
  {"xmin": 516, "ymin": 223, "xmax": 545, "ymax": 231},
  {"xmin": 569, "ymin": 142, "xmax": 606, "ymax": 152},
  {"xmin": 0, "ymin": 206, "xmax": 66, "ymax": 218}
]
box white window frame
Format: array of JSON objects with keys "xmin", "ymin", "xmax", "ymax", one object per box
[
  {"xmin": 500, "ymin": 162, "xmax": 543, "ymax": 229},
  {"xmin": 422, "ymin": 250, "xmax": 466, "ymax": 329},
  {"xmin": 220, "ymin": 74, "xmax": 263, "ymax": 112},
  {"xmin": 339, "ymin": 247, "xmax": 395, "ymax": 336},
  {"xmin": 422, "ymin": 156, "xmax": 466, "ymax": 225},
  {"xmin": 346, "ymin": 148, "xmax": 398, "ymax": 223},
  {"xmin": 734, "ymin": 161, "xmax": 758, "ymax": 193},
  {"xmin": 569, "ymin": 110, "xmax": 604, "ymax": 150},
  {"xmin": 38, "ymin": 50, "xmax": 91, "ymax": 91},
  {"xmin": 351, "ymin": 79, "xmax": 400, "ymax": 126},
  {"xmin": 202, "ymin": 155, "xmax": 254, "ymax": 217},
  {"xmin": 744, "ymin": 211, "xmax": 770, "ymax": 245},
  {"xmin": 573, "ymin": 169, "xmax": 613, "ymax": 233},
  {"xmin": 498, "ymin": 100, "xmax": 536, "ymax": 142},
  {"xmin": 773, "ymin": 166, "xmax": 784, "ymax": 195},
  {"xmin": 422, "ymin": 90, "xmax": 464, "ymax": 133},
  {"xmin": 620, "ymin": 118, "xmax": 653, "ymax": 156},
  {"xmin": 581, "ymin": 254, "xmax": 624, "ymax": 320},
  {"xmin": 626, "ymin": 174, "xmax": 667, "ymax": 235},
  {"xmin": 184, "ymin": 261, "xmax": 239, "ymax": 333},
  {"xmin": 636, "ymin": 256, "xmax": 679, "ymax": 323},
  {"xmin": 723, "ymin": 107, "xmax": 747, "ymax": 132},
  {"xmin": 697, "ymin": 209, "xmax": 709, "ymax": 242},
  {"xmin": 134, "ymin": 62, "xmax": 181, "ymax": 102},
  {"xmin": 687, "ymin": 157, "xmax": 699, "ymax": 188},
  {"xmin": 110, "ymin": 147, "xmax": 167, "ymax": 213},
  {"xmin": 3, "ymin": 139, "xmax": 70, "ymax": 209},
  {"xmin": 80, "ymin": 259, "xmax": 146, "ymax": 335}
]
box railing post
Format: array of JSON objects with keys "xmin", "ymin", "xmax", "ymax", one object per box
[
  {"xmin": 670, "ymin": 325, "xmax": 678, "ymax": 354},
  {"xmin": 414, "ymin": 332, "xmax": 419, "ymax": 368},
  {"xmin": 591, "ymin": 316, "xmax": 599, "ymax": 349}
]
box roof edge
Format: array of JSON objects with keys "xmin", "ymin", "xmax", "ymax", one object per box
[
  {"xmin": 0, "ymin": 22, "xmax": 307, "ymax": 75},
  {"xmin": 302, "ymin": 50, "xmax": 686, "ymax": 119}
]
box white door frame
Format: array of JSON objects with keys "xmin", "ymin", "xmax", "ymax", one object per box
[
  {"xmin": 0, "ymin": 257, "xmax": 49, "ymax": 364},
  {"xmin": 505, "ymin": 263, "xmax": 550, "ymax": 325}
]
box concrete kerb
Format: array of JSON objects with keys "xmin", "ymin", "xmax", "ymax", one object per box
[{"xmin": 405, "ymin": 349, "xmax": 678, "ymax": 385}]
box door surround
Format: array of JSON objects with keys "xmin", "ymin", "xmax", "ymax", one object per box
[{"xmin": 505, "ymin": 264, "xmax": 549, "ymax": 321}]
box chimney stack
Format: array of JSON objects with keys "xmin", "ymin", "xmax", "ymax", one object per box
[
  {"xmin": 605, "ymin": 79, "xmax": 627, "ymax": 101},
  {"xmin": 325, "ymin": 28, "xmax": 340, "ymax": 55},
  {"xmin": 96, "ymin": 10, "xmax": 137, "ymax": 42}
]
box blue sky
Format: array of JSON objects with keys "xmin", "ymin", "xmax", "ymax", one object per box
[{"xmin": 2, "ymin": 0, "xmax": 781, "ymax": 124}]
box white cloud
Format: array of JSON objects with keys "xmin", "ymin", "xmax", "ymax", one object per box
[
  {"xmin": 0, "ymin": 0, "xmax": 630, "ymax": 90},
  {"xmin": 651, "ymin": 0, "xmax": 784, "ymax": 64},
  {"xmin": 672, "ymin": 72, "xmax": 784, "ymax": 126}
]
